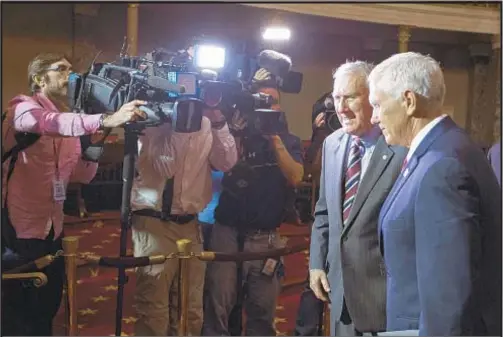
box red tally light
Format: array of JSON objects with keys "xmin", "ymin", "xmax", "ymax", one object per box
[{"xmin": 203, "ymin": 86, "xmax": 222, "ymax": 107}]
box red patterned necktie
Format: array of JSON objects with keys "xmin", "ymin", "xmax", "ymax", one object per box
[
  {"xmin": 342, "ymin": 137, "xmax": 363, "ymax": 225},
  {"xmin": 401, "ymin": 158, "xmax": 408, "ymax": 172}
]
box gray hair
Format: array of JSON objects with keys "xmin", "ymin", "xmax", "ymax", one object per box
[
  {"xmin": 332, "ymin": 60, "xmax": 374, "ymax": 88},
  {"xmin": 368, "ymin": 52, "xmax": 445, "ymax": 112}
]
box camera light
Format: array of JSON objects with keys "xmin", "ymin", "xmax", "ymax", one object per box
[
  {"xmin": 194, "ymin": 45, "xmax": 226, "ymax": 70},
  {"xmin": 262, "ymin": 27, "xmax": 291, "ymax": 41}
]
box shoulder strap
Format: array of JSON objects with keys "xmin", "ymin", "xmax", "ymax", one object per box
[
  {"xmin": 2, "ymin": 132, "xmax": 41, "ymax": 164},
  {"xmin": 2, "ymin": 108, "xmax": 41, "ymax": 164},
  {"xmin": 161, "ymin": 178, "xmax": 175, "ymax": 217},
  {"xmin": 2, "ymin": 149, "xmax": 21, "ymax": 253}
]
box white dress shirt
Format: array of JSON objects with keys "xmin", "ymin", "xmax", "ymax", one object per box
[
  {"xmin": 406, "ymin": 114, "xmax": 448, "ymax": 162},
  {"xmin": 130, "ymin": 117, "xmax": 237, "ymax": 215}
]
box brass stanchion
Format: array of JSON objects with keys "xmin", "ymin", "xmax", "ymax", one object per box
[
  {"xmin": 177, "ymin": 239, "xmax": 192, "ymax": 336},
  {"xmin": 2, "ymin": 272, "xmax": 48, "ymax": 287},
  {"xmin": 63, "ymin": 236, "xmax": 79, "ymax": 336},
  {"xmin": 322, "ymin": 302, "xmax": 331, "ymax": 336},
  {"xmin": 398, "ymin": 26, "xmax": 411, "ymax": 53}
]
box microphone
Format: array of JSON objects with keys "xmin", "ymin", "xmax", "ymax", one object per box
[
  {"xmin": 257, "ymin": 50, "xmax": 292, "ymax": 79},
  {"xmin": 146, "ymin": 75, "xmax": 186, "ymax": 94},
  {"xmin": 200, "ymin": 69, "xmax": 218, "ymax": 81}
]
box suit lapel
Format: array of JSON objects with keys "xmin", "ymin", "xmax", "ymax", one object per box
[
  {"xmin": 332, "ymin": 132, "xmax": 350, "ymax": 229},
  {"xmin": 341, "ymin": 136, "xmax": 393, "ymax": 238},
  {"xmin": 379, "ymin": 155, "xmax": 416, "ymax": 223},
  {"xmin": 379, "ymin": 116, "xmax": 457, "ymax": 221}
]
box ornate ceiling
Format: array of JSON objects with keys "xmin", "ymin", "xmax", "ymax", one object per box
[{"xmin": 243, "ymin": 3, "xmax": 500, "ymax": 35}]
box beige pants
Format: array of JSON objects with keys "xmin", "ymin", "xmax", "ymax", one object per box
[{"xmin": 132, "ymin": 215, "xmax": 205, "ymax": 336}]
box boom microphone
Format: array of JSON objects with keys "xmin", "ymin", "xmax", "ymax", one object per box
[
  {"xmin": 257, "ymin": 50, "xmax": 292, "ymax": 79},
  {"xmin": 200, "ymin": 69, "xmax": 218, "ymax": 81}
]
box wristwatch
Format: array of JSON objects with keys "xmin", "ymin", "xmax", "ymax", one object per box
[{"xmin": 98, "ymin": 114, "xmax": 106, "ymax": 130}]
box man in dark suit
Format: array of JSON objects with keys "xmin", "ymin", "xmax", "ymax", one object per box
[
  {"xmin": 369, "ymin": 52, "xmax": 502, "ymax": 336},
  {"xmin": 309, "ymin": 61, "xmax": 407, "ymax": 336}
]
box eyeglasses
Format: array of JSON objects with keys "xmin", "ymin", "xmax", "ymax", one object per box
[{"xmin": 46, "ymin": 64, "xmax": 72, "ymax": 73}]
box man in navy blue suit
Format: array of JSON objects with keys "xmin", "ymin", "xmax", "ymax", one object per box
[{"xmin": 368, "ymin": 52, "xmax": 502, "ymax": 336}]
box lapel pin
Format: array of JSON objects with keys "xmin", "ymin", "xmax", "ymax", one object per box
[
  {"xmin": 382, "ymin": 155, "xmax": 387, "ymax": 160},
  {"xmin": 404, "ymin": 168, "xmax": 409, "ymax": 177}
]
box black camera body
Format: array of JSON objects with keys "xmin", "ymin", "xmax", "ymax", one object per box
[
  {"xmin": 311, "ymin": 92, "xmax": 341, "ymax": 132},
  {"xmin": 68, "ymin": 59, "xmax": 205, "ymax": 133},
  {"xmin": 199, "ymin": 79, "xmax": 288, "ymax": 136},
  {"xmin": 322, "ymin": 95, "xmax": 341, "ymax": 132}
]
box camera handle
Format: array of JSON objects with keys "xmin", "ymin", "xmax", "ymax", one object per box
[{"xmin": 114, "ymin": 123, "xmax": 142, "ymax": 336}]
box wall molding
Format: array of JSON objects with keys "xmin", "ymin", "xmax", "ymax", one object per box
[
  {"xmin": 74, "ymin": 4, "xmax": 100, "ymax": 17},
  {"xmin": 243, "ymin": 3, "xmax": 500, "ymax": 35}
]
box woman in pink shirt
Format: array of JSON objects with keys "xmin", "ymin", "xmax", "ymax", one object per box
[{"xmin": 1, "ymin": 53, "xmax": 145, "ymax": 336}]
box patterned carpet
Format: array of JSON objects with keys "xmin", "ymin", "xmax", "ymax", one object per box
[{"xmin": 53, "ymin": 213, "xmax": 310, "ymax": 336}]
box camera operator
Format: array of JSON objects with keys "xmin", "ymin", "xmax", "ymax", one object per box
[
  {"xmin": 304, "ymin": 92, "xmax": 341, "ymax": 185},
  {"xmin": 129, "ymin": 100, "xmax": 237, "ymax": 335},
  {"xmin": 202, "ymin": 63, "xmax": 304, "ymax": 336},
  {"xmin": 1, "ymin": 53, "xmax": 145, "ymax": 336}
]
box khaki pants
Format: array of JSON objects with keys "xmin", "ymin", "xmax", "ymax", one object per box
[{"xmin": 132, "ymin": 215, "xmax": 205, "ymax": 336}]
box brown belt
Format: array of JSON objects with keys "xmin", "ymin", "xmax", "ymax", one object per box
[{"xmin": 132, "ymin": 209, "xmax": 196, "ymax": 224}]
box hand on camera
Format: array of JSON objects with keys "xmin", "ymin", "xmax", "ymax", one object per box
[
  {"xmin": 229, "ymin": 110, "xmax": 247, "ymax": 132},
  {"xmin": 313, "ymin": 113, "xmax": 326, "ymax": 129},
  {"xmin": 102, "ymin": 100, "xmax": 148, "ymax": 128},
  {"xmin": 204, "ymin": 108, "xmax": 226, "ymax": 124},
  {"xmin": 252, "ymin": 68, "xmax": 273, "ymax": 83}
]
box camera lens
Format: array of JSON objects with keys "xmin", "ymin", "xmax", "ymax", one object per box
[{"xmin": 325, "ymin": 111, "xmax": 340, "ymax": 132}]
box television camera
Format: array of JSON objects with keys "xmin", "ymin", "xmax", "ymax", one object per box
[
  {"xmin": 66, "ymin": 46, "xmax": 210, "ymax": 337},
  {"xmin": 196, "ymin": 48, "xmax": 303, "ymax": 136},
  {"xmin": 68, "ymin": 56, "xmax": 205, "ymax": 134},
  {"xmin": 131, "ymin": 45, "xmax": 303, "ymax": 136},
  {"xmin": 317, "ymin": 92, "xmax": 341, "ymax": 132},
  {"xmin": 65, "ymin": 42, "xmax": 303, "ymax": 336}
]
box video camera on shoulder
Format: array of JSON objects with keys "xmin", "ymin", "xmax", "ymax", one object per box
[
  {"xmin": 141, "ymin": 39, "xmax": 303, "ymax": 136},
  {"xmin": 68, "ymin": 38, "xmax": 303, "ymax": 136},
  {"xmin": 196, "ymin": 48, "xmax": 303, "ymax": 136},
  {"xmin": 67, "ymin": 46, "xmax": 205, "ymax": 133}
]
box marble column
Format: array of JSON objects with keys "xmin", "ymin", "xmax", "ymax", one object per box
[
  {"xmin": 127, "ymin": 4, "xmax": 139, "ymax": 56},
  {"xmin": 398, "ymin": 26, "xmax": 411, "ymax": 53},
  {"xmin": 466, "ymin": 42, "xmax": 498, "ymax": 148}
]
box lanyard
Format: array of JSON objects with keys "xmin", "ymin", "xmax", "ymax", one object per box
[{"xmin": 53, "ymin": 138, "xmax": 62, "ymax": 179}]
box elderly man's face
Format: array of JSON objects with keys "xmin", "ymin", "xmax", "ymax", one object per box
[
  {"xmin": 369, "ymin": 86, "xmax": 409, "ymax": 146},
  {"xmin": 332, "ymin": 74, "xmax": 373, "ymax": 137}
]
